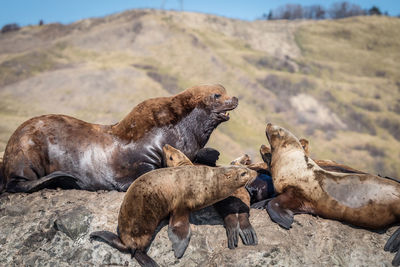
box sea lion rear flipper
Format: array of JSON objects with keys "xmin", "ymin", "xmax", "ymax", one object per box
[
  {"xmin": 168, "ymin": 210, "xmax": 191, "ymax": 259},
  {"xmin": 132, "ymin": 249, "xmax": 159, "ymax": 267},
  {"xmin": 237, "ymin": 212, "xmax": 258, "ymax": 246},
  {"xmin": 7, "ymin": 171, "xmax": 79, "ymax": 193},
  {"xmin": 393, "ymin": 251, "xmax": 400, "ymax": 267},
  {"xmin": 214, "ymin": 194, "xmax": 257, "ymax": 249},
  {"xmin": 266, "ymin": 198, "xmax": 294, "ymax": 230},
  {"xmin": 90, "ymin": 231, "xmax": 129, "ymax": 253},
  {"xmin": 223, "ymin": 213, "xmax": 240, "ymax": 249},
  {"xmin": 385, "ymin": 227, "xmax": 400, "ymax": 266},
  {"xmin": 385, "ymin": 227, "xmax": 400, "ymax": 252}
]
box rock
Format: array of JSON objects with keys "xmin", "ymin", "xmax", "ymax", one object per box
[
  {"xmin": 54, "ymin": 206, "xmax": 92, "ymax": 240},
  {"xmin": 0, "ymin": 189, "xmax": 397, "ymax": 266}
]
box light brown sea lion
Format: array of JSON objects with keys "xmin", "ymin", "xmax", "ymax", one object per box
[
  {"xmin": 90, "ymin": 160, "xmax": 257, "ymax": 266},
  {"xmin": 165, "ymin": 145, "xmax": 258, "ymax": 249},
  {"xmin": 264, "ymin": 123, "xmax": 400, "ymax": 266},
  {"xmin": 1, "ymin": 84, "xmax": 238, "ymax": 193}
]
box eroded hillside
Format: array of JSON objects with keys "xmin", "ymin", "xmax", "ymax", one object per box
[{"xmin": 0, "ymin": 10, "xmax": 399, "ymax": 176}]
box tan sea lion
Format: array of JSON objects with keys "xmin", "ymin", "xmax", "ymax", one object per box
[
  {"xmin": 1, "ymin": 84, "xmax": 238, "ymax": 193},
  {"xmin": 264, "ymin": 123, "xmax": 400, "ymax": 266},
  {"xmin": 90, "ymin": 156, "xmax": 258, "ymax": 266},
  {"xmin": 165, "ymin": 145, "xmax": 258, "ymax": 249}
]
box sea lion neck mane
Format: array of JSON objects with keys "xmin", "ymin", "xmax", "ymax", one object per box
[{"xmin": 111, "ymin": 84, "xmax": 237, "ymax": 146}]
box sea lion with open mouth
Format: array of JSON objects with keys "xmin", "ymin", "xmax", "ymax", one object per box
[{"xmin": 1, "ymin": 84, "xmax": 238, "ymax": 193}]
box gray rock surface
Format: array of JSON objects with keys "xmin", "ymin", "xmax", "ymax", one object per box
[{"xmin": 0, "ymin": 189, "xmax": 397, "ymax": 266}]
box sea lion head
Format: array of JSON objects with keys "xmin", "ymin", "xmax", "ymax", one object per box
[
  {"xmin": 230, "ymin": 154, "xmax": 252, "ymax": 166},
  {"xmin": 219, "ymin": 166, "xmax": 258, "ymax": 192},
  {"xmin": 265, "ymin": 123, "xmax": 303, "ymax": 152},
  {"xmin": 189, "ymin": 84, "xmax": 238, "ymax": 122},
  {"xmin": 163, "ymin": 144, "xmax": 192, "ymax": 167}
]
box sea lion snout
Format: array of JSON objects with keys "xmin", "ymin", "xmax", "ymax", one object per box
[
  {"xmin": 245, "ymin": 169, "xmax": 258, "ymax": 185},
  {"xmin": 211, "ymin": 95, "xmax": 238, "ymax": 121},
  {"xmin": 265, "ymin": 122, "xmax": 277, "ymax": 135},
  {"xmin": 230, "ymin": 96, "xmax": 239, "ymax": 106},
  {"xmin": 224, "ymin": 95, "xmax": 239, "ymax": 112}
]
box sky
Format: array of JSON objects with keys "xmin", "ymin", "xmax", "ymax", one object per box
[{"xmin": 1, "ymin": 0, "xmax": 399, "ymax": 27}]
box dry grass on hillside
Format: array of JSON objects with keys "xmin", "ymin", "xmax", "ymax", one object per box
[{"xmin": 0, "ymin": 10, "xmax": 399, "ymax": 176}]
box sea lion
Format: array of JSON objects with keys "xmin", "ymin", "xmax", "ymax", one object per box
[
  {"xmin": 1, "ymin": 84, "xmax": 238, "ymax": 193},
  {"xmin": 264, "ymin": 123, "xmax": 400, "ymax": 266},
  {"xmin": 90, "ymin": 162, "xmax": 258, "ymax": 266},
  {"xmin": 167, "ymin": 145, "xmax": 259, "ymax": 249}
]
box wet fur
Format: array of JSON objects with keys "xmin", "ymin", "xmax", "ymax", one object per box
[{"xmin": 2, "ymin": 84, "xmax": 238, "ymax": 193}]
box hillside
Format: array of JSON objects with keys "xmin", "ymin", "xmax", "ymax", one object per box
[{"xmin": 1, "ymin": 10, "xmax": 400, "ymax": 176}]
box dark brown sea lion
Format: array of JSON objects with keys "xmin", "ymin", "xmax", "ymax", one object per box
[
  {"xmin": 173, "ymin": 146, "xmax": 259, "ymax": 248},
  {"xmin": 90, "ymin": 162, "xmax": 258, "ymax": 266},
  {"xmin": 216, "ymin": 153, "xmax": 273, "ymax": 249},
  {"xmin": 264, "ymin": 123, "xmax": 400, "ymax": 266},
  {"xmin": 1, "ymin": 84, "xmax": 238, "ymax": 193}
]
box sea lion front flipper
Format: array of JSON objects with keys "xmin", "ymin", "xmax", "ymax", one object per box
[
  {"xmin": 384, "ymin": 227, "xmax": 400, "ymax": 266},
  {"xmin": 237, "ymin": 212, "xmax": 258, "ymax": 246},
  {"xmin": 168, "ymin": 209, "xmax": 191, "ymax": 259},
  {"xmin": 223, "ymin": 213, "xmax": 240, "ymax": 249},
  {"xmin": 90, "ymin": 231, "xmax": 129, "ymax": 253},
  {"xmin": 193, "ymin": 147, "xmax": 220, "ymax": 167},
  {"xmin": 6, "ymin": 171, "xmax": 79, "ymax": 193},
  {"xmin": 266, "ymin": 197, "xmax": 294, "ymax": 230},
  {"xmin": 132, "ymin": 249, "xmax": 159, "ymax": 267},
  {"xmin": 259, "ymin": 144, "xmax": 271, "ymax": 166}
]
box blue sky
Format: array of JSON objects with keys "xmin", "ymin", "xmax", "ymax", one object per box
[{"xmin": 1, "ymin": 0, "xmax": 399, "ymax": 26}]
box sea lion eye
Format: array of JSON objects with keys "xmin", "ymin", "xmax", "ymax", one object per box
[
  {"xmin": 169, "ymin": 156, "xmax": 173, "ymax": 160},
  {"xmin": 241, "ymin": 172, "xmax": 246, "ymax": 177},
  {"xmin": 213, "ymin": 94, "xmax": 221, "ymax": 99}
]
